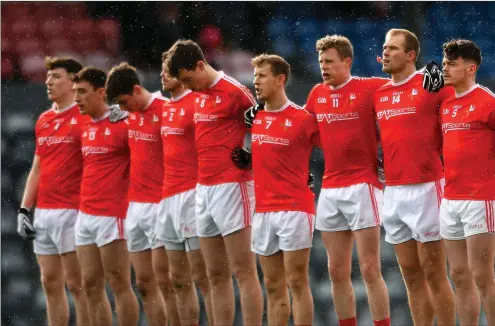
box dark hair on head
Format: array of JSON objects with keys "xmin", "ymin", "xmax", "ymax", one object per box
[
  {"xmin": 106, "ymin": 62, "xmax": 141, "ymax": 102},
  {"xmin": 386, "ymin": 29, "xmax": 421, "ymax": 63},
  {"xmin": 443, "ymin": 39, "xmax": 482, "ymax": 67},
  {"xmin": 251, "ymin": 54, "xmax": 291, "ymax": 85},
  {"xmin": 44, "ymin": 56, "xmax": 83, "ymax": 75},
  {"xmin": 165, "ymin": 39, "xmax": 207, "ymax": 78},
  {"xmin": 72, "ymin": 67, "xmax": 107, "ymax": 89}
]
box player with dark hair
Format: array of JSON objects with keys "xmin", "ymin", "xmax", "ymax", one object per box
[
  {"xmin": 106, "ymin": 62, "xmax": 177, "ymax": 326},
  {"xmin": 373, "ymin": 29, "xmax": 456, "ymax": 326},
  {"xmin": 157, "ymin": 51, "xmax": 213, "ymax": 326},
  {"xmin": 73, "ymin": 67, "xmax": 140, "ymax": 326},
  {"xmin": 165, "ymin": 39, "xmax": 263, "ymax": 325},
  {"xmin": 17, "ymin": 56, "xmax": 90, "ymax": 326},
  {"xmin": 439, "ymin": 39, "xmax": 495, "ymax": 326}
]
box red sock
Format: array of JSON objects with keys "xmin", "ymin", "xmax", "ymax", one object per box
[
  {"xmin": 374, "ymin": 318, "xmax": 391, "ymax": 326},
  {"xmin": 339, "ymin": 317, "xmax": 357, "ymax": 326}
]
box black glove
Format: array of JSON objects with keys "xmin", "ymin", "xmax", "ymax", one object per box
[
  {"xmin": 232, "ymin": 145, "xmax": 252, "ymax": 170},
  {"xmin": 308, "ymin": 172, "xmax": 315, "ymax": 189},
  {"xmin": 423, "ymin": 61, "xmax": 444, "ymax": 93},
  {"xmin": 244, "ymin": 103, "xmax": 264, "ymax": 128},
  {"xmin": 109, "ymin": 104, "xmax": 129, "ymax": 123},
  {"xmin": 17, "ymin": 208, "xmax": 36, "ymax": 240}
]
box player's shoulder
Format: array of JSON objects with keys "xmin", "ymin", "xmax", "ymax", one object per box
[
  {"xmin": 288, "ymin": 102, "xmax": 314, "ymax": 117},
  {"xmin": 219, "ymin": 73, "xmax": 252, "ymax": 94},
  {"xmin": 476, "ymin": 84, "xmax": 495, "ymax": 102}
]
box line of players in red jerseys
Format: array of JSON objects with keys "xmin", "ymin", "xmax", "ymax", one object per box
[{"xmin": 17, "ymin": 27, "xmax": 494, "ymax": 326}]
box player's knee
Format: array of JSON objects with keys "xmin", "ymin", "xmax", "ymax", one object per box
[
  {"xmin": 360, "ymin": 261, "xmax": 381, "ymax": 284},
  {"xmin": 105, "ymin": 271, "xmax": 130, "ymax": 295},
  {"xmin": 328, "ymin": 264, "xmax": 351, "ymax": 284},
  {"xmin": 82, "ymin": 274, "xmax": 105, "ymax": 297},
  {"xmin": 136, "ymin": 275, "xmax": 154, "ymax": 298},
  {"xmin": 40, "ymin": 272, "xmax": 65, "ymax": 295},
  {"xmin": 400, "ymin": 264, "xmax": 424, "ymax": 286},
  {"xmin": 191, "ymin": 265, "xmax": 209, "ymax": 294},
  {"xmin": 169, "ymin": 271, "xmax": 190, "ymax": 293},
  {"xmin": 422, "ymin": 263, "xmax": 444, "ymax": 286},
  {"xmin": 449, "ymin": 266, "xmax": 472, "ymax": 287},
  {"xmin": 264, "ymin": 276, "xmax": 286, "ymax": 298},
  {"xmin": 208, "ymin": 268, "xmax": 231, "ymax": 288},
  {"xmin": 287, "ymin": 272, "xmax": 309, "ymax": 295},
  {"xmin": 472, "ymin": 267, "xmax": 492, "ymax": 293},
  {"xmin": 65, "ymin": 278, "xmax": 83, "ymax": 298}
]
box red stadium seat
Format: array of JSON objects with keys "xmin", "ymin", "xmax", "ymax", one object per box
[
  {"xmin": 47, "ymin": 37, "xmax": 73, "ymax": 55},
  {"xmin": 11, "ymin": 19, "xmax": 38, "ymax": 38},
  {"xmin": 96, "ymin": 18, "xmax": 121, "ymax": 55},
  {"xmin": 70, "ymin": 18, "xmax": 94, "ymax": 40},
  {"xmin": 40, "ymin": 19, "xmax": 67, "ymax": 39},
  {"xmin": 1, "ymin": 55, "xmax": 15, "ymax": 80},
  {"xmin": 2, "ymin": 3, "xmax": 32, "ymax": 22},
  {"xmin": 32, "ymin": 3, "xmax": 61, "ymax": 20},
  {"xmin": 15, "ymin": 37, "xmax": 45, "ymax": 56},
  {"xmin": 58, "ymin": 2, "xmax": 87, "ymax": 18}
]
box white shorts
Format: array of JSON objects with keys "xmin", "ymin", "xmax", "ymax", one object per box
[
  {"xmin": 126, "ymin": 202, "xmax": 163, "ymax": 252},
  {"xmin": 156, "ymin": 189, "xmax": 200, "ymax": 252},
  {"xmin": 382, "ymin": 179, "xmax": 444, "ymax": 244},
  {"xmin": 75, "ymin": 211, "xmax": 126, "ymax": 248},
  {"xmin": 251, "ymin": 211, "xmax": 315, "ymax": 256},
  {"xmin": 316, "ymin": 183, "xmax": 382, "ymax": 232},
  {"xmin": 440, "ymin": 199, "xmax": 495, "ymax": 240},
  {"xmin": 196, "ymin": 181, "xmax": 254, "ymax": 238},
  {"xmin": 33, "ymin": 208, "xmax": 78, "ymax": 255}
]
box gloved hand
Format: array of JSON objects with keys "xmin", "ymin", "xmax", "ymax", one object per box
[
  {"xmin": 308, "ymin": 172, "xmax": 315, "ymax": 189},
  {"xmin": 109, "ymin": 104, "xmax": 129, "ymax": 122},
  {"xmin": 232, "ymin": 145, "xmax": 252, "ymax": 170},
  {"xmin": 244, "ymin": 103, "xmax": 264, "ymax": 128},
  {"xmin": 423, "ymin": 61, "xmax": 444, "ymax": 93},
  {"xmin": 17, "ymin": 208, "xmax": 36, "ymax": 240}
]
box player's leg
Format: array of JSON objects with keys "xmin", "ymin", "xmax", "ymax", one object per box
[
  {"xmin": 130, "ymin": 249, "xmax": 167, "ymax": 326},
  {"xmin": 36, "ymin": 254, "xmax": 70, "ymax": 326},
  {"xmin": 321, "ymin": 230, "xmax": 356, "ymax": 321},
  {"xmin": 259, "ymin": 252, "xmax": 290, "ymax": 325},
  {"xmin": 214, "ymin": 181, "xmax": 263, "ymax": 325},
  {"xmin": 126, "ymin": 202, "xmax": 167, "ymax": 326},
  {"xmin": 467, "ymin": 233, "xmax": 495, "ymax": 324},
  {"xmin": 284, "ymin": 248, "xmax": 314, "ymax": 325},
  {"xmin": 200, "ymin": 235, "xmax": 235, "ymax": 325},
  {"xmin": 76, "ymin": 244, "xmax": 112, "ymax": 326},
  {"xmin": 60, "ymin": 252, "xmax": 90, "ymax": 326},
  {"xmin": 417, "ymin": 240, "xmax": 456, "ymax": 326},
  {"xmin": 187, "ymin": 241, "xmax": 214, "ymax": 326},
  {"xmin": 394, "ymin": 240, "xmax": 434, "ymax": 326},
  {"xmin": 441, "ymin": 199, "xmax": 480, "ymax": 326},
  {"xmin": 354, "ymin": 227, "xmax": 390, "ymax": 323},
  {"xmin": 444, "ymin": 239, "xmax": 480, "ymax": 326},
  {"xmin": 152, "ymin": 247, "xmax": 182, "ymax": 326},
  {"xmin": 167, "ymin": 244, "xmax": 200, "ymax": 325}
]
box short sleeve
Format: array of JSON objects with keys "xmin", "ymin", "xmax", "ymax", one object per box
[
  {"xmin": 304, "ymin": 85, "xmax": 319, "ymax": 115},
  {"xmin": 235, "ymin": 85, "xmax": 256, "ymax": 117}
]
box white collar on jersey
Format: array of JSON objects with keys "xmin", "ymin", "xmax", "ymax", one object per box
[
  {"xmin": 455, "ymin": 84, "xmax": 479, "ymax": 98},
  {"xmin": 142, "ymin": 93, "xmax": 157, "ymax": 111},
  {"xmin": 330, "ymin": 76, "xmax": 353, "ymax": 90},
  {"xmin": 208, "ymin": 71, "xmax": 224, "ymax": 88},
  {"xmin": 266, "ymin": 100, "xmax": 291, "ymax": 113},
  {"xmin": 391, "ymin": 70, "xmax": 420, "ymax": 87},
  {"xmin": 91, "ymin": 109, "xmax": 111, "ymax": 123},
  {"xmin": 52, "ymin": 102, "xmax": 77, "ymax": 114},
  {"xmin": 171, "ymin": 89, "xmax": 192, "ymax": 102}
]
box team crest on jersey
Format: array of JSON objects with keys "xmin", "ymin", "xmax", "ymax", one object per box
[
  {"xmin": 71, "ymin": 118, "xmax": 77, "ymax": 124},
  {"xmin": 411, "ymin": 88, "xmax": 418, "ymax": 96},
  {"xmin": 105, "ymin": 128, "xmax": 111, "ymax": 136},
  {"xmin": 469, "ymin": 105, "xmax": 475, "ymax": 112},
  {"xmin": 42, "ymin": 123, "xmax": 49, "ymax": 129},
  {"xmin": 180, "ymin": 108, "xmax": 185, "ymax": 116},
  {"xmin": 285, "ymin": 119, "xmax": 292, "ymax": 127},
  {"xmin": 350, "ymin": 93, "xmax": 356, "ymax": 100},
  {"xmin": 216, "ymin": 96, "xmax": 222, "ymax": 104}
]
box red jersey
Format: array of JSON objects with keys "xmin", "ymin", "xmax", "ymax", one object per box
[
  {"xmin": 441, "ymin": 84, "xmax": 495, "ymax": 200},
  {"xmin": 373, "ymin": 71, "xmax": 453, "ymax": 185},
  {"xmin": 35, "ymin": 103, "xmax": 88, "ymax": 209},
  {"xmin": 128, "ymin": 95, "xmax": 167, "ymax": 203},
  {"xmin": 161, "ymin": 90, "xmax": 198, "ymax": 198},
  {"xmin": 251, "ymin": 101, "xmax": 319, "ymax": 214},
  {"xmin": 305, "ymin": 77, "xmax": 388, "ymax": 189},
  {"xmin": 79, "ymin": 111, "xmax": 130, "ymax": 218},
  {"xmin": 194, "ymin": 72, "xmax": 256, "ymax": 185}
]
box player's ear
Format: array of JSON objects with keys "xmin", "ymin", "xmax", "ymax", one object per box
[
  {"xmin": 97, "ymin": 87, "xmax": 106, "ymax": 100},
  {"xmin": 197, "ymin": 61, "xmax": 205, "ymax": 71},
  {"xmin": 344, "ymin": 57, "xmax": 352, "ymax": 69},
  {"xmin": 132, "ymin": 84, "xmax": 142, "ymax": 95}
]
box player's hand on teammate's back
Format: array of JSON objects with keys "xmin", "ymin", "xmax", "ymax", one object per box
[
  {"xmin": 109, "ymin": 104, "xmax": 129, "ymax": 122},
  {"xmin": 17, "ymin": 208, "xmax": 36, "ymax": 240},
  {"xmin": 308, "ymin": 172, "xmax": 315, "ymax": 189},
  {"xmin": 423, "ymin": 61, "xmax": 444, "ymax": 93},
  {"xmin": 244, "ymin": 103, "xmax": 264, "ymax": 128},
  {"xmin": 232, "ymin": 145, "xmax": 252, "ymax": 170}
]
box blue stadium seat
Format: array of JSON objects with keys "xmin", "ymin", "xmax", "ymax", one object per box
[{"xmin": 272, "ymin": 38, "xmax": 296, "ymax": 58}]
